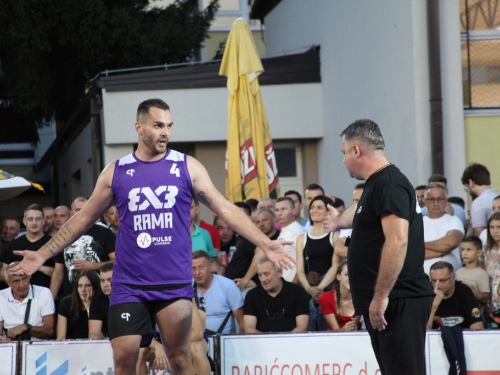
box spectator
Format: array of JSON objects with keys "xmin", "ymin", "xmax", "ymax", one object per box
[
  {"xmin": 245, "ymin": 198, "xmax": 259, "ymax": 222},
  {"xmin": 296, "ymin": 195, "xmax": 336, "ymax": 300},
  {"xmin": 422, "ymin": 184, "xmax": 464, "ymax": 275},
  {"xmin": 50, "ymin": 197, "xmax": 116, "ymax": 299},
  {"xmin": 102, "ymin": 204, "xmax": 119, "ymax": 233},
  {"xmin": 89, "ymin": 263, "xmax": 114, "ymax": 339},
  {"xmin": 332, "ymin": 183, "xmax": 366, "ymax": 263},
  {"xmin": 488, "ymin": 284, "xmax": 500, "ymax": 328},
  {"xmin": 231, "ymin": 209, "xmax": 280, "ymax": 291},
  {"xmin": 455, "ymin": 236, "xmax": 490, "ymax": 314},
  {"xmin": 234, "ymin": 201, "xmax": 252, "ymax": 217},
  {"xmin": 415, "ymin": 185, "xmax": 426, "ymax": 208},
  {"xmin": 258, "ymin": 197, "xmax": 281, "ymax": 231},
  {"xmin": 1, "ymin": 204, "xmax": 54, "ymax": 289},
  {"xmin": 275, "ymin": 197, "xmax": 305, "ymax": 282},
  {"xmin": 193, "ymin": 197, "xmax": 221, "ymax": 254},
  {"xmin": 42, "ymin": 207, "xmax": 57, "ymax": 236},
  {"xmin": 0, "ymin": 216, "xmax": 20, "ymax": 290},
  {"xmin": 303, "ymin": 184, "xmax": 325, "ymax": 231},
  {"xmin": 243, "ymin": 257, "xmax": 309, "ymax": 333},
  {"xmin": 215, "ymin": 216, "xmax": 237, "ymax": 256},
  {"xmin": 424, "ymin": 174, "xmax": 466, "ymax": 226},
  {"xmin": 190, "ymin": 198, "xmax": 219, "ymax": 273},
  {"xmin": 284, "ymin": 190, "xmax": 308, "ymax": 227},
  {"xmin": 462, "ymin": 163, "xmax": 498, "ymax": 236},
  {"xmin": 57, "ymin": 270, "xmax": 100, "ymax": 339},
  {"xmin": 448, "ymin": 196, "xmax": 466, "ymax": 210},
  {"xmin": 479, "ymin": 195, "xmax": 500, "ymax": 247},
  {"xmin": 332, "ymin": 197, "xmax": 345, "ymax": 214},
  {"xmin": 484, "ymin": 212, "xmax": 500, "ymax": 314},
  {"xmin": 427, "ymin": 261, "xmax": 484, "ymax": 329},
  {"xmin": 53, "ymin": 205, "xmax": 71, "ymax": 231},
  {"xmin": 0, "ymin": 262, "xmax": 55, "ymax": 342},
  {"xmin": 192, "ymin": 251, "xmax": 244, "ymax": 334},
  {"xmin": 319, "ymin": 260, "xmax": 359, "ymax": 331}
]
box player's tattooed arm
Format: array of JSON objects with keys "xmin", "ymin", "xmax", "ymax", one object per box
[
  {"xmin": 41, "ymin": 226, "xmax": 75, "ymax": 258},
  {"xmin": 197, "ymin": 191, "xmax": 213, "ymax": 207}
]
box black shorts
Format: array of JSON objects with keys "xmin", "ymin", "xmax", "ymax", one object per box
[{"xmin": 108, "ymin": 298, "xmax": 190, "ymax": 347}]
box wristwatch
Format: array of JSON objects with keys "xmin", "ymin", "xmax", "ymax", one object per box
[{"xmin": 26, "ymin": 324, "xmax": 32, "ymax": 332}]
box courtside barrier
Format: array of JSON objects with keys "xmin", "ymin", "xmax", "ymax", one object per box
[{"xmin": 1, "ymin": 331, "xmax": 500, "ymax": 374}]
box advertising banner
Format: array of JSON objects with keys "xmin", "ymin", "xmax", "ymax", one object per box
[
  {"xmin": 21, "ymin": 340, "xmax": 114, "ymax": 375},
  {"xmin": 220, "ymin": 332, "xmax": 381, "ymax": 375},
  {"xmin": 0, "ymin": 342, "xmax": 17, "ymax": 375}
]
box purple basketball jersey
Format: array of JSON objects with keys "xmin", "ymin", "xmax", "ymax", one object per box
[{"xmin": 111, "ymin": 150, "xmax": 193, "ymax": 287}]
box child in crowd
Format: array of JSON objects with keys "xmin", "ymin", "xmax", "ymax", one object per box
[{"xmin": 455, "ymin": 236, "xmax": 490, "ymax": 319}]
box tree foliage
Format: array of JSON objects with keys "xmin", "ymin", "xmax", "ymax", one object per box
[{"xmin": 0, "ymin": 0, "xmax": 219, "ymax": 138}]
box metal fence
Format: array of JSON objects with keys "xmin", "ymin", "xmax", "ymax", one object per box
[{"xmin": 461, "ymin": 0, "xmax": 500, "ymax": 108}]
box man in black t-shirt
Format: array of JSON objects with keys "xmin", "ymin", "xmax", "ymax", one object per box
[
  {"xmin": 1, "ymin": 205, "xmax": 54, "ymax": 289},
  {"xmin": 243, "ymin": 257, "xmax": 309, "ymax": 332},
  {"xmin": 231, "ymin": 209, "xmax": 279, "ymax": 290},
  {"xmin": 50, "ymin": 197, "xmax": 116, "ymax": 299},
  {"xmin": 427, "ymin": 261, "xmax": 484, "ymax": 329},
  {"xmin": 89, "ymin": 262, "xmax": 114, "ymax": 339},
  {"xmin": 324, "ymin": 119, "xmax": 434, "ymax": 375}
]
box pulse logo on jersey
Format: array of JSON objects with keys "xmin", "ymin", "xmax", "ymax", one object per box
[
  {"xmin": 137, "ymin": 233, "xmax": 152, "ymax": 248},
  {"xmin": 128, "ymin": 186, "xmax": 178, "ymax": 231}
]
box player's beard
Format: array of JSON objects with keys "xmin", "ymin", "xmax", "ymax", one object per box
[{"xmin": 143, "ymin": 132, "xmax": 168, "ymax": 155}]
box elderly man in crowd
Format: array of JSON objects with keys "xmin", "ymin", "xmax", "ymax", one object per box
[
  {"xmin": 192, "ymin": 251, "xmax": 244, "ymax": 334},
  {"xmin": 243, "ymin": 257, "xmax": 309, "ymax": 333},
  {"xmin": 0, "ymin": 262, "xmax": 55, "ymax": 342},
  {"xmin": 422, "ymin": 184, "xmax": 464, "ymax": 275}
]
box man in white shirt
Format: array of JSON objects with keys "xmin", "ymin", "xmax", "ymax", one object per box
[
  {"xmin": 0, "ymin": 262, "xmax": 55, "ymax": 342},
  {"xmin": 462, "ymin": 163, "xmax": 499, "ymax": 236},
  {"xmin": 423, "ymin": 184, "xmax": 464, "ymax": 275},
  {"xmin": 275, "ymin": 197, "xmax": 305, "ymax": 282}
]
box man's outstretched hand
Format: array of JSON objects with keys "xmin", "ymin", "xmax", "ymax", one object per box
[
  {"xmin": 323, "ymin": 204, "xmax": 340, "ymax": 233},
  {"xmin": 10, "ymin": 250, "xmax": 46, "ymax": 276},
  {"xmin": 262, "ymin": 239, "xmax": 295, "ymax": 270}
]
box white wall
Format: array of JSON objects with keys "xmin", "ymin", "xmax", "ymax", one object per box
[
  {"xmin": 101, "ymin": 83, "xmax": 323, "ymax": 147},
  {"xmin": 264, "ymin": 0, "xmax": 433, "ymax": 200}
]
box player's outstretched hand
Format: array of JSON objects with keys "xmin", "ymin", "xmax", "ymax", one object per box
[
  {"xmin": 323, "ymin": 204, "xmax": 340, "ymax": 233},
  {"xmin": 264, "ymin": 239, "xmax": 295, "ymax": 270},
  {"xmin": 10, "ymin": 250, "xmax": 46, "ymax": 276}
]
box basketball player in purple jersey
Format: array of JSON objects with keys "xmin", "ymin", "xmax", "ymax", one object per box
[{"xmin": 11, "ymin": 99, "xmax": 295, "ymax": 375}]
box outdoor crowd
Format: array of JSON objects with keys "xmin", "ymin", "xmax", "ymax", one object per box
[{"xmin": 0, "ymin": 161, "xmax": 499, "ymax": 371}]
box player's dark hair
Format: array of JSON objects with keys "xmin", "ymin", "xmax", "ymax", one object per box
[{"xmin": 137, "ymin": 98, "xmax": 170, "ymax": 122}]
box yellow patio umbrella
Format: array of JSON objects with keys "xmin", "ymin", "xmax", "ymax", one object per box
[
  {"xmin": 0, "ymin": 169, "xmax": 44, "ymax": 201},
  {"xmin": 219, "ymin": 18, "xmax": 280, "ymax": 202}
]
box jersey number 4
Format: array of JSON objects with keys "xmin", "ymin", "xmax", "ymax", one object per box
[{"xmin": 170, "ymin": 163, "xmax": 180, "ymax": 177}]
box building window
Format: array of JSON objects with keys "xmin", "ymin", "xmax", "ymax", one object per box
[{"xmin": 461, "ymin": 0, "xmax": 500, "ymax": 108}]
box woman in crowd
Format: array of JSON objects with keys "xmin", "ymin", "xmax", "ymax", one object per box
[
  {"xmin": 56, "ymin": 270, "xmax": 100, "ymax": 339},
  {"xmin": 319, "ymin": 259, "xmax": 359, "ymax": 331},
  {"xmin": 484, "ymin": 212, "xmax": 500, "ymax": 315},
  {"xmin": 296, "ymin": 195, "xmax": 336, "ymax": 300}
]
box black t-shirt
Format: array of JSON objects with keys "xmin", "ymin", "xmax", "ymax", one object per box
[
  {"xmin": 58, "ymin": 296, "xmax": 90, "ymax": 339},
  {"xmin": 4, "ymin": 234, "xmax": 54, "ymax": 288},
  {"xmin": 54, "ymin": 224, "xmax": 115, "ymax": 296},
  {"xmin": 244, "ymin": 279, "xmax": 310, "ymax": 332},
  {"xmin": 225, "ymin": 231, "xmax": 280, "ymax": 283},
  {"xmin": 220, "ymin": 234, "xmax": 238, "ymax": 254},
  {"xmin": 348, "ymin": 164, "xmax": 433, "ymax": 314},
  {"xmin": 89, "ymin": 292, "xmax": 110, "ymax": 337},
  {"xmin": 303, "ymin": 232, "xmax": 333, "ymax": 275},
  {"xmin": 433, "ymin": 281, "xmax": 483, "ymax": 329}
]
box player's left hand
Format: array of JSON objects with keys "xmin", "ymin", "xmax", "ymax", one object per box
[
  {"xmin": 264, "ymin": 239, "xmax": 295, "ymax": 270},
  {"xmin": 73, "ymin": 260, "xmax": 93, "ymax": 271},
  {"xmin": 369, "ymin": 296, "xmax": 388, "ymax": 331}
]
